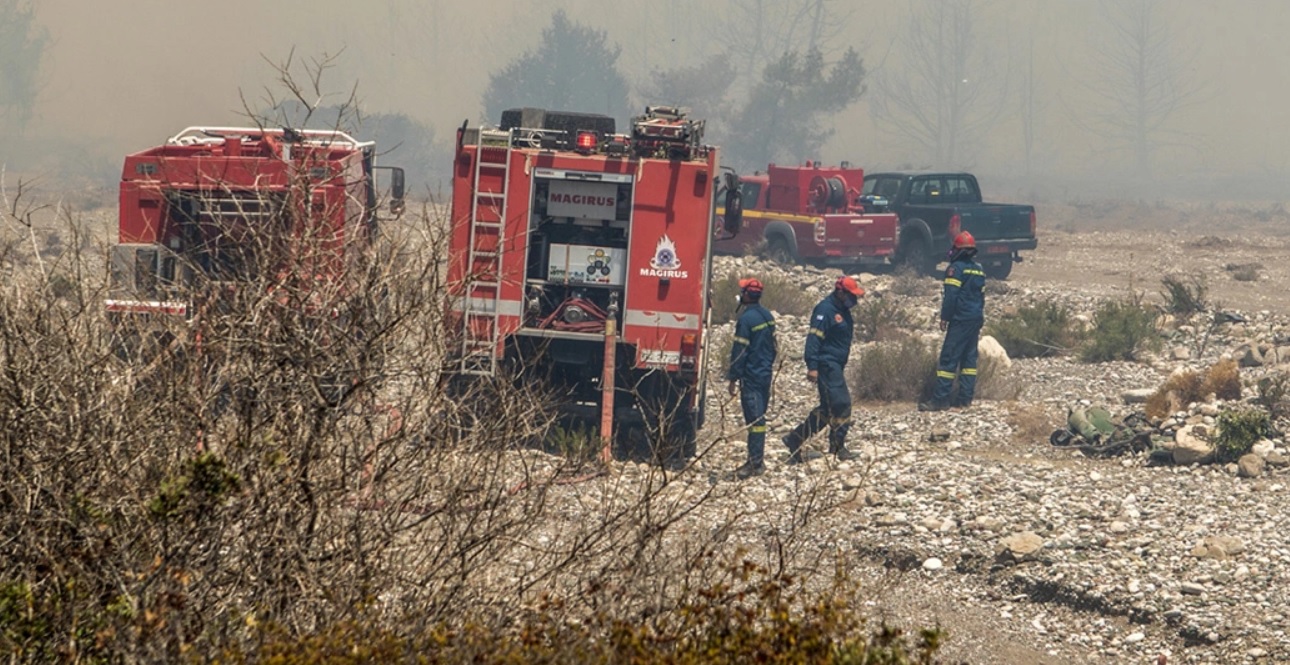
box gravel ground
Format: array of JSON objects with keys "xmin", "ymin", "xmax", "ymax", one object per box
[{"xmin": 507, "ymin": 217, "xmax": 1290, "ymax": 664}]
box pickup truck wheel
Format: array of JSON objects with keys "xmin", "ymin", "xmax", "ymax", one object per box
[
  {"xmin": 900, "ymin": 237, "xmax": 937, "ymax": 276},
  {"xmin": 984, "ymin": 256, "xmax": 1014, "ymax": 280},
  {"xmin": 765, "ymin": 235, "xmax": 795, "ymax": 265}
]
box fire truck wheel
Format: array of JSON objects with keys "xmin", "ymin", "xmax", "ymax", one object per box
[{"xmin": 765, "ymin": 235, "xmax": 795, "ymax": 265}]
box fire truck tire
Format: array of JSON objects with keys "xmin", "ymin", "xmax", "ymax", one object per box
[
  {"xmin": 765, "ymin": 235, "xmax": 795, "ymax": 265},
  {"xmin": 984, "ymin": 256, "xmax": 1013, "ymax": 280}
]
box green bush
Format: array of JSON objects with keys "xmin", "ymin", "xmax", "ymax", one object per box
[
  {"xmin": 710, "ymin": 272, "xmax": 816, "ymax": 324},
  {"xmin": 1079, "ymin": 297, "xmax": 1160, "ymax": 363},
  {"xmin": 1214, "ymin": 409, "xmax": 1275, "ymax": 463},
  {"xmin": 1160, "ymin": 274, "xmax": 1208, "ymax": 318},
  {"xmin": 985, "ymin": 298, "xmax": 1082, "ymax": 358}
]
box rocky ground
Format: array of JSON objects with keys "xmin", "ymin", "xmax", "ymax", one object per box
[
  {"xmin": 44, "ymin": 198, "xmax": 1290, "ymax": 662},
  {"xmin": 512, "ymin": 218, "xmax": 1290, "ymax": 664}
]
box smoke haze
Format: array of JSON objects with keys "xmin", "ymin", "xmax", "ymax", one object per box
[{"xmin": 16, "ymin": 1, "xmax": 1290, "ymax": 197}]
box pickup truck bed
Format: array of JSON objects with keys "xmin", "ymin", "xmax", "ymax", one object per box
[{"xmin": 863, "ymin": 171, "xmax": 1037, "ymax": 278}]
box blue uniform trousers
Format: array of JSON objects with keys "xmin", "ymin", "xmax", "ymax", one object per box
[
  {"xmin": 787, "ymin": 362, "xmax": 851, "ymax": 452},
  {"xmin": 739, "ymin": 380, "xmax": 770, "ymax": 465},
  {"xmin": 932, "ymin": 319, "xmax": 982, "ymax": 407}
]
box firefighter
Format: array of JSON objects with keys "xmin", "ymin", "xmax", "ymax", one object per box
[
  {"xmin": 782, "ymin": 276, "xmax": 864, "ymax": 463},
  {"xmin": 727, "ymin": 278, "xmax": 777, "ymax": 479},
  {"xmin": 920, "ymin": 231, "xmax": 986, "ymax": 412}
]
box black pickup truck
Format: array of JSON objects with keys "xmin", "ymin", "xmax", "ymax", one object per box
[{"xmin": 862, "ymin": 171, "xmax": 1036, "ymax": 279}]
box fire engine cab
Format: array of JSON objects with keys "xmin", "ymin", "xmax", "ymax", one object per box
[{"xmin": 447, "ymin": 106, "xmax": 739, "ymax": 461}]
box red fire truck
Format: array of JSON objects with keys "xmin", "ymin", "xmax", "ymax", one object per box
[
  {"xmin": 106, "ymin": 126, "xmax": 404, "ymax": 359},
  {"xmin": 446, "ymin": 107, "xmax": 739, "ymax": 461},
  {"xmin": 713, "ymin": 162, "xmax": 898, "ymax": 267}
]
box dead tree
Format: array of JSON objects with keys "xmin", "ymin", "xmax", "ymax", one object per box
[
  {"xmin": 870, "ymin": 0, "xmax": 1009, "ymax": 168},
  {"xmin": 1072, "ymin": 0, "xmax": 1203, "ymax": 180}
]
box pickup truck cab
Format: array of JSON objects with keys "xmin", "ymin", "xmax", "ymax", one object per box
[
  {"xmin": 714, "ymin": 162, "xmax": 899, "ymax": 268},
  {"xmin": 862, "ymin": 171, "xmax": 1036, "ymax": 279}
]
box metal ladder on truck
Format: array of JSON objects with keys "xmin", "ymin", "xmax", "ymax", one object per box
[{"xmin": 459, "ymin": 128, "xmax": 513, "ymax": 376}]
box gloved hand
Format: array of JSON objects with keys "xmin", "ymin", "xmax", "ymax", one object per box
[
  {"xmin": 727, "ymin": 380, "xmax": 738, "ymax": 397},
  {"xmin": 939, "ymin": 320, "xmax": 948, "ymax": 332}
]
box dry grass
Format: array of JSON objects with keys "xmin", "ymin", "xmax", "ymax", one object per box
[
  {"xmin": 710, "ymin": 271, "xmax": 817, "ymax": 323},
  {"xmin": 1007, "ymin": 402, "xmax": 1060, "ymax": 445},
  {"xmin": 888, "ymin": 265, "xmax": 936, "ymax": 297},
  {"xmin": 849, "ymin": 334, "xmax": 1013, "ymax": 403},
  {"xmin": 1144, "ymin": 359, "xmax": 1242, "ymax": 418}
]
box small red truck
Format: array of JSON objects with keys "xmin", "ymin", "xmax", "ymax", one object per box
[{"xmin": 713, "ymin": 162, "xmax": 899, "ymax": 268}]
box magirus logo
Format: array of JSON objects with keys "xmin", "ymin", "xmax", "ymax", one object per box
[{"xmin": 640, "ymin": 234, "xmax": 688, "ymax": 279}]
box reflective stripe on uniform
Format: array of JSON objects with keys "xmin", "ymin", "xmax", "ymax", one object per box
[
  {"xmin": 732, "ymin": 336, "xmax": 749, "ymax": 345},
  {"xmin": 810, "ymin": 329, "xmax": 826, "ymax": 338},
  {"xmin": 829, "ymin": 417, "xmax": 850, "ymax": 426},
  {"xmin": 961, "ymin": 368, "xmax": 977, "ymax": 376},
  {"xmin": 749, "ymin": 425, "xmax": 768, "ymax": 433},
  {"xmin": 944, "ymin": 278, "xmax": 962, "ymax": 287},
  {"xmin": 937, "ymin": 370, "xmax": 956, "ymax": 379},
  {"xmin": 962, "ymin": 269, "xmax": 985, "ymax": 276},
  {"xmin": 751, "ymin": 321, "xmax": 775, "ymax": 332}
]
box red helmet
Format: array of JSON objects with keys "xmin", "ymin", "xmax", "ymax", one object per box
[
  {"xmin": 952, "ymin": 231, "xmax": 976, "ymax": 250},
  {"xmin": 834, "ymin": 276, "xmax": 864, "ymax": 297},
  {"xmin": 738, "ymin": 277, "xmax": 764, "ymax": 294}
]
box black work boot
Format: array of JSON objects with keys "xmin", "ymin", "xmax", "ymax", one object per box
[
  {"xmin": 734, "ymin": 460, "xmax": 765, "ymax": 480},
  {"xmin": 781, "ymin": 434, "xmax": 801, "ymax": 461},
  {"xmin": 828, "ymin": 434, "xmax": 860, "ymax": 462},
  {"xmin": 918, "ymin": 400, "xmax": 949, "ymax": 412}
]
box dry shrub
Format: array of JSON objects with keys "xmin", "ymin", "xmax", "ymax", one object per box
[
  {"xmin": 850, "ymin": 335, "xmax": 1011, "ymax": 403},
  {"xmin": 1230, "ymin": 266, "xmax": 1261, "ymax": 282},
  {"xmin": 1257, "ymin": 373, "xmax": 1290, "ymax": 419},
  {"xmin": 710, "ymin": 271, "xmax": 815, "ymax": 323},
  {"xmin": 850, "ymin": 337, "xmax": 937, "ymax": 402},
  {"xmin": 1007, "ymin": 402, "xmax": 1059, "ymax": 444},
  {"xmin": 888, "ymin": 265, "xmax": 935, "ymax": 297},
  {"xmin": 853, "ymin": 296, "xmax": 917, "ymax": 343},
  {"xmin": 224, "ymin": 562, "xmax": 945, "ymax": 663},
  {"xmin": 1144, "ymin": 360, "xmax": 1241, "ymax": 418},
  {"xmin": 1203, "ymin": 359, "xmax": 1241, "ymax": 401},
  {"xmin": 1225, "ymin": 261, "xmax": 1263, "ymax": 282}
]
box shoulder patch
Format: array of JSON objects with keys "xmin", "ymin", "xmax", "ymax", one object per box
[
  {"xmin": 946, "ymin": 266, "xmax": 955, "ymax": 277},
  {"xmin": 834, "ymin": 313, "xmax": 843, "ymax": 323}
]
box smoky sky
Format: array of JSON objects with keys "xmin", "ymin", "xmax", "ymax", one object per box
[{"xmin": 23, "ymin": 1, "xmax": 1290, "ymax": 188}]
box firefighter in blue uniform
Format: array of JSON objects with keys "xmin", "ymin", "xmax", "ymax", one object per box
[
  {"xmin": 728, "ymin": 278, "xmax": 777, "ymax": 479},
  {"xmin": 920, "ymin": 231, "xmax": 986, "ymax": 411},
  {"xmin": 783, "ymin": 276, "xmax": 864, "ymax": 463}
]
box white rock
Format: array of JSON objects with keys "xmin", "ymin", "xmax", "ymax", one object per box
[
  {"xmin": 922, "ymin": 557, "xmax": 943, "ymax": 571},
  {"xmin": 978, "ymin": 335, "xmax": 1012, "ymax": 369}
]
